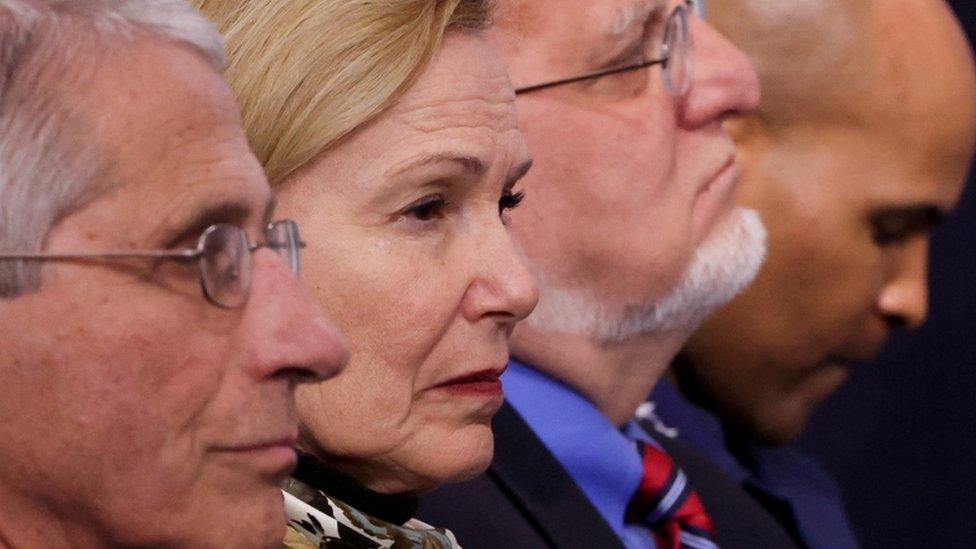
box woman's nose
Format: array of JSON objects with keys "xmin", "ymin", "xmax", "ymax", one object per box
[{"xmin": 461, "ymin": 224, "xmax": 539, "ymax": 325}]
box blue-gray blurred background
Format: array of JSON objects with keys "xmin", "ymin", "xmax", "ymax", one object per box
[{"xmin": 798, "ymin": 2, "xmax": 976, "ymax": 546}]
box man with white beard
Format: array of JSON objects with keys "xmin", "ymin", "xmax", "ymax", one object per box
[{"xmin": 418, "ymin": 1, "xmax": 798, "ymax": 547}]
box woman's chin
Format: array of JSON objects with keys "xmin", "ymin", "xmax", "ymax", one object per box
[{"xmin": 413, "ymin": 424, "xmax": 496, "ymax": 492}]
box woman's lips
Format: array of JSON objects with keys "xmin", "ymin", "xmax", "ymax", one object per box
[{"xmin": 432, "ymin": 368, "xmax": 504, "ymax": 396}]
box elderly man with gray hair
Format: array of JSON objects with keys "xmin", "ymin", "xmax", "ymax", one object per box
[{"xmin": 0, "ymin": 0, "xmax": 348, "ymax": 546}]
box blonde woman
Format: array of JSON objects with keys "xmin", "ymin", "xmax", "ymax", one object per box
[{"xmin": 194, "ymin": 0, "xmax": 538, "ymax": 546}]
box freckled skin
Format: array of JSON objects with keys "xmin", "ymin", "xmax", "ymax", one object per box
[
  {"xmin": 277, "ymin": 33, "xmax": 538, "ymax": 494},
  {"xmin": 677, "ymin": 0, "xmax": 976, "ymax": 445},
  {"xmin": 0, "ymin": 41, "xmax": 347, "ymax": 548}
]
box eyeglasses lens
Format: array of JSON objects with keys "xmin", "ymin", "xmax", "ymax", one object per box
[
  {"xmin": 265, "ymin": 219, "xmax": 301, "ymax": 275},
  {"xmin": 663, "ymin": 6, "xmax": 692, "ymax": 97},
  {"xmin": 199, "ymin": 224, "xmax": 251, "ymax": 308}
]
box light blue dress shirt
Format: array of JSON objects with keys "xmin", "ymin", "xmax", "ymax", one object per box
[{"xmin": 503, "ymin": 359, "xmax": 657, "ymax": 549}]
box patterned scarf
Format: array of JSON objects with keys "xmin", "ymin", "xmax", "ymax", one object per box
[{"xmin": 282, "ymin": 471, "xmax": 461, "ymax": 548}]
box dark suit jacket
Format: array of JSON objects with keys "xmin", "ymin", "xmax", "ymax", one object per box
[
  {"xmin": 417, "ymin": 401, "xmax": 800, "ymax": 549},
  {"xmin": 653, "ymin": 430, "xmax": 801, "ymax": 548}
]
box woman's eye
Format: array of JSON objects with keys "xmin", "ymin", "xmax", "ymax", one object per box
[
  {"xmin": 499, "ymin": 190, "xmax": 525, "ymax": 216},
  {"xmin": 404, "ymin": 195, "xmax": 448, "ymax": 222}
]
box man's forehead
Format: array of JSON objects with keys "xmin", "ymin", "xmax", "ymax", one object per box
[
  {"xmin": 516, "ymin": 0, "xmax": 664, "ymax": 38},
  {"xmin": 82, "ymin": 42, "xmax": 273, "ymax": 237}
]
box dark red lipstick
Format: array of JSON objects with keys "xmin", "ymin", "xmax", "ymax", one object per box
[{"xmin": 433, "ymin": 369, "xmax": 504, "ymax": 396}]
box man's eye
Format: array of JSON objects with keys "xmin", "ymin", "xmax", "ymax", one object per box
[
  {"xmin": 404, "ymin": 195, "xmax": 448, "ymax": 222},
  {"xmin": 872, "ymin": 217, "xmax": 913, "ymax": 245},
  {"xmin": 870, "ymin": 207, "xmax": 943, "ymax": 246},
  {"xmin": 592, "ymin": 69, "xmax": 650, "ymax": 97}
]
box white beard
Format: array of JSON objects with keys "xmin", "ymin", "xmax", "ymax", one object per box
[{"xmin": 524, "ymin": 207, "xmax": 767, "ymax": 342}]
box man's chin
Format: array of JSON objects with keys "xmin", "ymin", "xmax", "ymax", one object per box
[
  {"xmin": 618, "ymin": 207, "xmax": 768, "ymax": 337},
  {"xmin": 748, "ymin": 405, "xmax": 815, "ymax": 447},
  {"xmin": 227, "ymin": 487, "xmax": 290, "ymax": 547},
  {"xmin": 521, "ymin": 207, "xmax": 766, "ymax": 343}
]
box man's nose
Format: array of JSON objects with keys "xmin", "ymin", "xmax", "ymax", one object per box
[
  {"xmin": 237, "ymin": 249, "xmax": 349, "ymax": 382},
  {"xmin": 678, "ymin": 16, "xmax": 761, "ymax": 128},
  {"xmin": 876, "ymin": 237, "xmax": 930, "ymax": 331}
]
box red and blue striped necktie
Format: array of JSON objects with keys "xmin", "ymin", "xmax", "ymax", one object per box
[{"xmin": 627, "ymin": 439, "xmax": 718, "ymax": 549}]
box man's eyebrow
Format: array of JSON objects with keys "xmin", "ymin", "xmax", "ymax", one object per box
[
  {"xmin": 390, "ymin": 153, "xmax": 487, "ymax": 178},
  {"xmin": 869, "ymin": 204, "xmax": 947, "ymax": 243},
  {"xmin": 163, "ymin": 201, "xmax": 253, "ymax": 249},
  {"xmin": 606, "ymin": 0, "xmax": 664, "ymax": 38},
  {"xmin": 873, "ymin": 204, "xmax": 946, "ymax": 224},
  {"xmin": 507, "ymin": 159, "xmax": 534, "ymax": 188},
  {"xmin": 600, "ymin": 0, "xmax": 665, "ymax": 64}
]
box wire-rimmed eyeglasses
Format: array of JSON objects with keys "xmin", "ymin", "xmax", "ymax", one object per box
[
  {"xmin": 514, "ymin": 0, "xmax": 699, "ymax": 96},
  {"xmin": 0, "ymin": 219, "xmax": 304, "ymax": 309}
]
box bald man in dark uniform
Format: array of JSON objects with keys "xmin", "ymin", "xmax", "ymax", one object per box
[{"xmin": 653, "ymin": 1, "xmax": 976, "ymax": 547}]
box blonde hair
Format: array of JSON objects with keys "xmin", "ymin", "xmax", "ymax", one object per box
[{"xmin": 194, "ymin": 0, "xmax": 493, "ymax": 186}]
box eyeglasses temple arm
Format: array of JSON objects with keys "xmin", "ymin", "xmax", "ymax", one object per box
[
  {"xmin": 0, "ymin": 249, "xmax": 202, "ymax": 260},
  {"xmin": 515, "ymin": 57, "xmax": 668, "ymax": 95},
  {"xmin": 248, "ymin": 241, "xmax": 307, "ymax": 252}
]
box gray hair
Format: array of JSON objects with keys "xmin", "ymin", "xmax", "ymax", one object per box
[{"xmin": 0, "ymin": 0, "xmax": 226, "ymax": 297}]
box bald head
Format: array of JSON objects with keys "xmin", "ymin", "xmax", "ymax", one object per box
[
  {"xmin": 676, "ymin": 0, "xmax": 976, "ymax": 444},
  {"xmin": 714, "ymin": 0, "xmax": 975, "ymax": 134},
  {"xmin": 710, "ymin": 0, "xmax": 873, "ymax": 126}
]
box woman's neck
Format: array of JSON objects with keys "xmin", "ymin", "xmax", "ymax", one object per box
[{"xmin": 290, "ymin": 449, "xmax": 419, "ymax": 525}]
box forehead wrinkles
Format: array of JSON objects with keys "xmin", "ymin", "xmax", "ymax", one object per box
[{"xmin": 396, "ymin": 80, "xmax": 519, "ymax": 135}]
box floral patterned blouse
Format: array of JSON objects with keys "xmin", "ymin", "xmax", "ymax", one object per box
[{"xmin": 281, "ymin": 452, "xmax": 461, "ymax": 549}]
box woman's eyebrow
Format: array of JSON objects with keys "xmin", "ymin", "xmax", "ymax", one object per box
[
  {"xmin": 507, "ymin": 159, "xmax": 534, "ymax": 188},
  {"xmin": 389, "ymin": 153, "xmax": 486, "ymax": 179}
]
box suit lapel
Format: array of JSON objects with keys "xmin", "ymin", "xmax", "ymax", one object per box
[
  {"xmin": 650, "ymin": 429, "xmax": 801, "ymax": 548},
  {"xmin": 488, "ymin": 402, "xmax": 625, "ymax": 548}
]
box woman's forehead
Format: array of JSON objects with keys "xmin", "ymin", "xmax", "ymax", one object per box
[{"xmin": 391, "ymin": 33, "xmax": 518, "ymax": 135}]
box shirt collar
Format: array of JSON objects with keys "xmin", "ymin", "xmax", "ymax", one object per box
[
  {"xmin": 503, "ymin": 359, "xmax": 645, "ymax": 541},
  {"xmin": 649, "ymin": 377, "xmax": 751, "ymax": 482}
]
